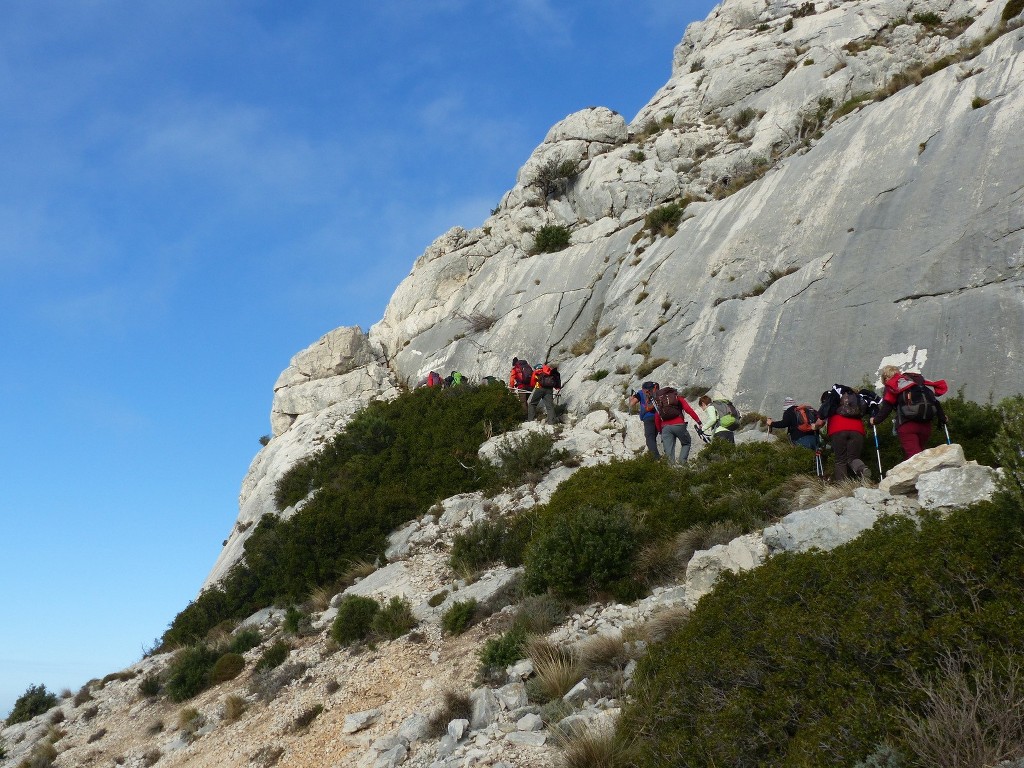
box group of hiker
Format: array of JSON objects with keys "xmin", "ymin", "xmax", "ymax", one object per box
[
  {"xmin": 630, "ymin": 383, "xmax": 742, "ymax": 465},
  {"xmin": 419, "ymin": 356, "xmax": 950, "ymax": 482},
  {"xmin": 632, "ymin": 367, "xmax": 949, "ymax": 481}
]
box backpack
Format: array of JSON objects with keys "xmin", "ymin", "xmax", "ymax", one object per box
[
  {"xmin": 836, "ymin": 389, "xmax": 865, "ymax": 418},
  {"xmin": 518, "ymin": 361, "xmax": 534, "ymax": 386},
  {"xmin": 427, "ymin": 371, "xmax": 443, "ymax": 388},
  {"xmin": 653, "ymin": 387, "xmax": 683, "ymax": 420},
  {"xmin": 713, "ymin": 399, "xmax": 741, "ymax": 430},
  {"xmin": 538, "ymin": 370, "xmax": 557, "ymax": 388},
  {"xmin": 793, "ymin": 404, "xmax": 819, "ymax": 432},
  {"xmin": 893, "ymin": 375, "xmax": 938, "ymax": 422}
]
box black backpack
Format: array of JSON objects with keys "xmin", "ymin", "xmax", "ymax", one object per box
[
  {"xmin": 897, "ymin": 384, "xmax": 938, "ymax": 422},
  {"xmin": 820, "ymin": 385, "xmax": 863, "ymax": 419}
]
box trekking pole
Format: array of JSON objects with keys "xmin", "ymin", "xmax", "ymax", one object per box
[
  {"xmin": 814, "ymin": 447, "xmax": 823, "ymax": 477},
  {"xmin": 872, "ymin": 424, "xmax": 884, "ymax": 478},
  {"xmin": 943, "ymin": 423, "xmax": 951, "ymax": 444}
]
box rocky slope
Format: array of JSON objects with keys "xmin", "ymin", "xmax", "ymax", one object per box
[
  {"xmin": 206, "ymin": 0, "xmax": 1024, "ymax": 587},
  {"xmin": 0, "ymin": 418, "xmax": 999, "ymax": 767}
]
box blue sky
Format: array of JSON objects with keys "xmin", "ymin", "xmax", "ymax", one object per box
[{"xmin": 0, "ymin": 0, "xmax": 717, "ymax": 718}]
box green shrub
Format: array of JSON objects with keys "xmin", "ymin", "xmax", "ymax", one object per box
[
  {"xmin": 520, "ymin": 443, "xmax": 814, "ymax": 600},
  {"xmin": 163, "ymin": 385, "xmax": 522, "ymax": 647},
  {"xmin": 634, "ymin": 357, "xmax": 668, "ymax": 379},
  {"xmin": 371, "ymin": 596, "xmax": 417, "ymax": 640},
  {"xmin": 486, "ymin": 431, "xmax": 570, "ymax": 490},
  {"xmin": 253, "ymin": 641, "xmax": 290, "ymax": 672},
  {"xmin": 209, "ymin": 653, "xmax": 245, "ymax": 684},
  {"xmin": 586, "ymin": 369, "xmax": 610, "ymax": 382},
  {"xmin": 441, "ymin": 600, "xmax": 479, "ymax": 635},
  {"xmin": 165, "ymin": 645, "xmax": 221, "ymax": 702},
  {"xmin": 227, "ymin": 628, "xmax": 262, "ymax": 655},
  {"xmin": 524, "ymin": 505, "xmax": 644, "ymax": 600},
  {"xmin": 912, "ymin": 11, "xmax": 943, "ymax": 25},
  {"xmin": 480, "ymin": 625, "xmax": 529, "ymax": 669},
  {"xmin": 283, "ymin": 606, "xmax": 306, "ymax": 635},
  {"xmin": 450, "ymin": 513, "xmax": 535, "ymax": 572},
  {"xmin": 331, "ymin": 595, "xmax": 380, "ymax": 645},
  {"xmin": 644, "ymin": 203, "xmax": 685, "ymax": 237},
  {"xmin": 6, "ymin": 684, "xmax": 58, "ymax": 725},
  {"xmin": 138, "ymin": 674, "xmax": 161, "ymax": 698},
  {"xmin": 532, "ymin": 224, "xmax": 572, "ymax": 254},
  {"xmin": 618, "ymin": 491, "xmax": 1024, "ymax": 767},
  {"xmin": 1003, "ymin": 0, "xmax": 1024, "ymax": 21}
]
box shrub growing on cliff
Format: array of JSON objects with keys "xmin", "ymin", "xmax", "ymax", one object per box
[
  {"xmin": 165, "ymin": 645, "xmax": 221, "ymax": 702},
  {"xmin": 6, "ymin": 684, "xmax": 58, "ymax": 725},
  {"xmin": 531, "ymin": 224, "xmax": 572, "ymax": 254},
  {"xmin": 618, "ymin": 488, "xmax": 1024, "ymax": 767},
  {"xmin": 162, "ymin": 384, "xmax": 521, "ymax": 647}
]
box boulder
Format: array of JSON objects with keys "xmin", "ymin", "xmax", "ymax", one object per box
[
  {"xmin": 762, "ymin": 497, "xmax": 881, "ymax": 555},
  {"xmin": 685, "ymin": 533, "xmax": 766, "ymax": 608},
  {"xmin": 879, "ymin": 444, "xmax": 967, "ymax": 495},
  {"xmin": 917, "ymin": 463, "xmax": 999, "ymax": 510}
]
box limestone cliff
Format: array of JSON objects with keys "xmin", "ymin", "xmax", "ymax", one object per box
[{"xmin": 205, "ymin": 0, "xmax": 1024, "ymax": 588}]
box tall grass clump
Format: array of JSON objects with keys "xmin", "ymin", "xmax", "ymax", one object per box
[{"xmin": 162, "ymin": 384, "xmax": 522, "ymax": 646}]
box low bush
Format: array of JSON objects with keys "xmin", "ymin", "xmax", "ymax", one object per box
[
  {"xmin": 227, "ymin": 628, "xmax": 262, "ymax": 655},
  {"xmin": 479, "ymin": 625, "xmax": 529, "ymax": 669},
  {"xmin": 223, "ymin": 694, "xmax": 247, "ymax": 722},
  {"xmin": 209, "ymin": 653, "xmax": 245, "ymax": 684},
  {"xmin": 331, "ymin": 595, "xmax": 380, "ymax": 646},
  {"xmin": 1004, "ymin": 0, "xmax": 1024, "ymax": 21},
  {"xmin": 644, "ymin": 203, "xmax": 685, "ymax": 238},
  {"xmin": 165, "ymin": 645, "xmax": 221, "ymax": 702},
  {"xmin": 441, "ymin": 599, "xmax": 479, "ymax": 635},
  {"xmin": 619, "ymin": 489, "xmax": 1024, "ymax": 766},
  {"xmin": 532, "ymin": 224, "xmax": 572, "ymax": 254},
  {"xmin": 6, "ymin": 684, "xmax": 58, "ymax": 725},
  {"xmin": 486, "ymin": 431, "xmax": 570, "ymax": 490},
  {"xmin": 371, "ymin": 596, "xmax": 417, "ymax": 640},
  {"xmin": 293, "ymin": 704, "xmax": 323, "ymax": 731},
  {"xmin": 450, "ymin": 513, "xmax": 535, "ymax": 573},
  {"xmin": 254, "ymin": 641, "xmax": 290, "ymax": 672}
]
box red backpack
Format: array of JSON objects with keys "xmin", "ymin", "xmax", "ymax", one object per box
[{"xmin": 793, "ymin": 404, "xmax": 819, "ymax": 432}]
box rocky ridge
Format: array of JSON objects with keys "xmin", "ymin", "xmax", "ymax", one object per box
[
  {"xmin": 0, "ymin": 414, "xmax": 1000, "ymax": 768},
  {"xmin": 210, "ymin": 0, "xmax": 1024, "ymax": 586}
]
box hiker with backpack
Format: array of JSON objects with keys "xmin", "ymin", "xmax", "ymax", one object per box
[
  {"xmin": 527, "ymin": 363, "xmax": 561, "ymax": 425},
  {"xmin": 629, "ymin": 381, "xmax": 662, "ymax": 458},
  {"xmin": 870, "ymin": 367, "xmax": 949, "ymax": 459},
  {"xmin": 815, "ymin": 385, "xmax": 872, "ymax": 482},
  {"xmin": 416, "ymin": 370, "xmax": 444, "ymax": 388},
  {"xmin": 654, "ymin": 386, "xmax": 704, "ymax": 465},
  {"xmin": 765, "ymin": 396, "xmax": 819, "ymax": 450},
  {"xmin": 509, "ymin": 357, "xmax": 533, "ymax": 416},
  {"xmin": 696, "ymin": 395, "xmax": 741, "ymax": 444}
]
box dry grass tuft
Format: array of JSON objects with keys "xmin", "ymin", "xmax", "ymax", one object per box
[
  {"xmin": 528, "ymin": 637, "xmax": 584, "ymax": 701},
  {"xmin": 784, "ymin": 475, "xmax": 862, "ymax": 512},
  {"xmin": 577, "ymin": 633, "xmax": 628, "ymax": 670},
  {"xmin": 624, "ymin": 606, "xmax": 691, "ymax": 644},
  {"xmin": 556, "ymin": 722, "xmax": 633, "ymax": 768}
]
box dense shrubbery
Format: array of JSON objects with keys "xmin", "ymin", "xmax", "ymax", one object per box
[
  {"xmin": 163, "ymin": 384, "xmax": 521, "ymax": 647},
  {"xmin": 6, "ymin": 683, "xmax": 58, "ymax": 725},
  {"xmin": 441, "ymin": 599, "xmax": 478, "ymax": 635},
  {"xmin": 449, "ymin": 513, "xmax": 535, "ymax": 574},
  {"xmin": 521, "ymin": 441, "xmax": 813, "ymax": 599},
  {"xmin": 485, "ymin": 430, "xmax": 570, "ymax": 490},
  {"xmin": 620, "ymin": 489, "xmax": 1024, "ymax": 767}
]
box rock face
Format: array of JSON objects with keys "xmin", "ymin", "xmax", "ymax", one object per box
[{"xmin": 208, "ymin": 0, "xmax": 1024, "ymax": 587}]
